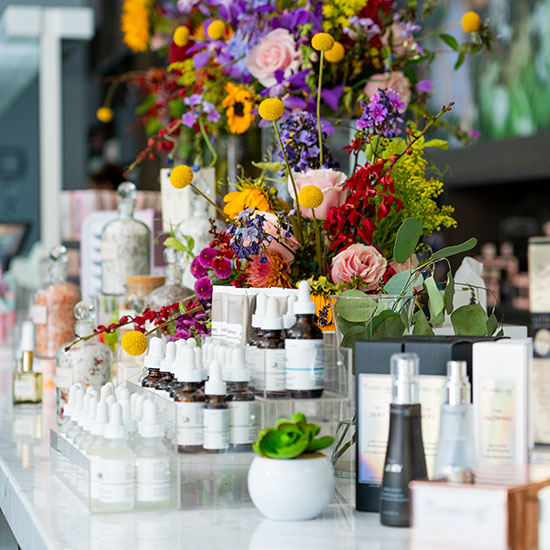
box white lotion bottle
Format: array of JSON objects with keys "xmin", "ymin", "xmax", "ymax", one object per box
[{"xmin": 135, "ymin": 400, "xmax": 173, "ymax": 509}]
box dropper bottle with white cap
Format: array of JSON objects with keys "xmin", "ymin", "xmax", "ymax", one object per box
[
  {"xmin": 154, "ymin": 340, "xmax": 177, "ymax": 397},
  {"xmin": 227, "ymin": 348, "xmax": 257, "ymax": 452},
  {"xmin": 174, "ymin": 346, "xmax": 205, "ymax": 453},
  {"xmin": 203, "ymin": 360, "xmax": 229, "ymax": 452},
  {"xmin": 74, "ymin": 393, "xmax": 98, "ymax": 448},
  {"xmin": 246, "ymin": 293, "xmax": 267, "ymax": 389},
  {"xmin": 94, "ymin": 403, "xmax": 136, "ymax": 513},
  {"xmin": 285, "ymin": 280, "xmax": 325, "ymax": 398},
  {"xmin": 283, "ymin": 295, "xmax": 297, "ymax": 332},
  {"xmin": 257, "ymin": 297, "xmax": 287, "ymax": 398},
  {"xmin": 59, "ymin": 383, "xmax": 82, "ymax": 436},
  {"xmin": 135, "ymin": 400, "xmax": 173, "ymax": 509},
  {"xmin": 84, "ymin": 400, "xmax": 109, "ymax": 505},
  {"xmin": 66, "ymin": 388, "xmax": 85, "ymax": 442},
  {"xmin": 141, "ymin": 337, "xmax": 164, "ymax": 391}
]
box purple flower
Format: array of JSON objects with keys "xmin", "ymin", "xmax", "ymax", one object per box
[
  {"xmin": 198, "ymin": 247, "xmax": 217, "ymax": 268},
  {"xmin": 417, "ymin": 80, "xmax": 432, "ymax": 93},
  {"xmin": 368, "ymin": 103, "xmax": 388, "ymax": 123},
  {"xmin": 212, "ymin": 257, "xmax": 232, "ymax": 279},
  {"xmin": 190, "ymin": 256, "xmax": 208, "ymax": 278},
  {"xmin": 182, "ymin": 111, "xmax": 196, "ymax": 127},
  {"xmin": 356, "ymin": 90, "xmax": 403, "ymax": 138},
  {"xmin": 471, "ymin": 130, "xmax": 481, "ymax": 138},
  {"xmin": 194, "ymin": 276, "xmax": 213, "ymax": 300}
]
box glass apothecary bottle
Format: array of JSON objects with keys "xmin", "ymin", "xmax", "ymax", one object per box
[
  {"xmin": 32, "ymin": 245, "xmax": 80, "ymax": 360},
  {"xmin": 146, "ymin": 248, "xmax": 193, "ymax": 310},
  {"xmin": 101, "ymin": 182, "xmax": 151, "ymax": 296},
  {"xmin": 56, "ymin": 301, "xmax": 112, "ymax": 419}
]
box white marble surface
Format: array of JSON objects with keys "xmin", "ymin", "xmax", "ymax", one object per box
[{"xmin": 0, "ymin": 347, "xmax": 412, "ymax": 550}]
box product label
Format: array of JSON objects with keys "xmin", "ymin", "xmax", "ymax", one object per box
[
  {"xmin": 533, "ymin": 357, "xmax": 550, "ymax": 443},
  {"xmin": 100, "ymin": 482, "xmax": 135, "ymax": 505},
  {"xmin": 177, "ymin": 401, "xmax": 204, "ymax": 446},
  {"xmin": 252, "ymin": 348, "xmax": 265, "ymax": 390},
  {"xmin": 203, "ymin": 408, "xmax": 230, "ymax": 450},
  {"xmin": 136, "ymin": 456, "xmax": 170, "ymax": 484},
  {"xmin": 55, "ymin": 366, "xmax": 74, "ymax": 390},
  {"xmin": 31, "ymin": 305, "xmax": 47, "ymax": 325},
  {"xmin": 479, "ymin": 378, "xmax": 516, "ymax": 466},
  {"xmin": 100, "ymin": 240, "xmax": 118, "ymax": 261},
  {"xmin": 285, "ymin": 339, "xmax": 325, "ymax": 390},
  {"xmin": 98, "ymin": 457, "xmax": 135, "ymax": 504},
  {"xmin": 89, "ymin": 455, "xmax": 100, "ymax": 500},
  {"xmin": 137, "ymin": 482, "xmax": 171, "ymax": 503},
  {"xmin": 245, "ymin": 345, "xmax": 258, "ymax": 372},
  {"xmin": 262, "ymin": 349, "xmax": 286, "ymax": 392},
  {"xmin": 13, "ymin": 378, "xmax": 37, "ymax": 401},
  {"xmin": 230, "ymin": 425, "xmax": 258, "ymax": 445},
  {"xmin": 229, "ymin": 400, "xmax": 257, "ymax": 427}
]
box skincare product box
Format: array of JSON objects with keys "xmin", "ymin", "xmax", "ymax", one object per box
[
  {"xmin": 355, "ymin": 336, "xmax": 506, "ymax": 512},
  {"xmin": 472, "ymin": 339, "xmax": 532, "ymax": 467},
  {"xmin": 410, "ymin": 464, "xmax": 550, "ymax": 550},
  {"xmin": 528, "ymin": 237, "xmax": 550, "ymax": 444}
]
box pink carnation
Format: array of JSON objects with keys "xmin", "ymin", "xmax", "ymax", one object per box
[
  {"xmin": 246, "ymin": 29, "xmax": 302, "ymax": 88},
  {"xmin": 290, "ymin": 169, "xmax": 347, "ymax": 220},
  {"xmin": 363, "ymin": 71, "xmax": 411, "ymax": 112},
  {"xmin": 331, "ymin": 244, "xmax": 387, "ymax": 290}
]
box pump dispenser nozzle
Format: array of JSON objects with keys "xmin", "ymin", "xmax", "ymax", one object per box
[
  {"xmin": 252, "ymin": 294, "xmax": 267, "ymax": 328},
  {"xmin": 390, "ymin": 353, "xmax": 419, "ymax": 405},
  {"xmin": 295, "ymin": 281, "xmax": 316, "ymax": 315},
  {"xmin": 445, "ymin": 361, "xmax": 470, "ymax": 406},
  {"xmin": 205, "ymin": 360, "xmax": 227, "ymax": 395}
]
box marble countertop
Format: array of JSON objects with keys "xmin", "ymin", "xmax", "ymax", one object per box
[{"xmin": 0, "ymin": 347, "xmax": 412, "ymax": 550}]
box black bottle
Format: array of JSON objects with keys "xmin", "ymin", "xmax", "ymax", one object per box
[{"xmin": 380, "ymin": 353, "xmax": 427, "ymax": 528}]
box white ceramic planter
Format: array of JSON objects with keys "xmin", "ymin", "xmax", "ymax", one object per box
[{"xmin": 247, "ymin": 453, "xmax": 335, "ymax": 521}]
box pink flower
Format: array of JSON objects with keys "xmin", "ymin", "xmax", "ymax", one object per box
[
  {"xmin": 256, "ymin": 211, "xmax": 299, "ymax": 261},
  {"xmin": 389, "ymin": 254, "xmax": 418, "ymax": 274},
  {"xmin": 331, "ymin": 244, "xmax": 387, "ymax": 290},
  {"xmin": 363, "ymin": 72, "xmax": 411, "ymax": 112},
  {"xmin": 290, "ymin": 169, "xmax": 347, "ymax": 220},
  {"xmin": 246, "ymin": 29, "xmax": 302, "ymax": 88}
]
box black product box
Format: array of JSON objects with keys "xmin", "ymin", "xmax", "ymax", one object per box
[{"xmin": 354, "ymin": 335, "xmax": 504, "ymax": 513}]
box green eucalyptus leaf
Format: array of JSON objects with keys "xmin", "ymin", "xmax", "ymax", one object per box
[
  {"xmin": 341, "ymin": 325, "xmax": 370, "ymax": 348},
  {"xmin": 367, "ymin": 309, "xmax": 395, "ymax": 336},
  {"xmin": 486, "ymin": 312, "xmax": 499, "ymax": 336},
  {"xmin": 454, "ymin": 51, "xmax": 466, "ymax": 70},
  {"xmin": 412, "ymin": 309, "xmax": 434, "ymax": 335},
  {"xmin": 394, "ymin": 218, "xmax": 423, "ymax": 263},
  {"xmin": 251, "ymin": 161, "xmax": 284, "ymax": 172},
  {"xmin": 424, "ymin": 276, "xmax": 445, "ymax": 323},
  {"xmin": 440, "ymin": 33, "xmax": 459, "ymax": 50},
  {"xmin": 164, "ymin": 237, "xmax": 187, "ymax": 252},
  {"xmin": 384, "ymin": 270, "xmax": 419, "ymax": 295},
  {"xmin": 373, "ymin": 312, "xmax": 406, "ymax": 338},
  {"xmin": 306, "ymin": 436, "xmax": 335, "ymax": 453},
  {"xmin": 444, "ymin": 271, "xmax": 455, "ymax": 314},
  {"xmin": 423, "ymin": 139, "xmax": 449, "ymax": 150},
  {"xmin": 334, "ymin": 315, "xmax": 362, "ymax": 335},
  {"xmin": 451, "ymin": 304, "xmax": 489, "ymax": 336},
  {"xmin": 430, "ymin": 238, "xmax": 478, "ymax": 262},
  {"xmin": 335, "ymin": 290, "xmax": 378, "ymax": 322}
]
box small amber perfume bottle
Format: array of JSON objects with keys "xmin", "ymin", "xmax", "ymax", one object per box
[{"xmin": 13, "ymin": 321, "xmax": 42, "ymax": 405}]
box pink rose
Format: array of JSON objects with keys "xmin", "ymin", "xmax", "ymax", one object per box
[
  {"xmin": 389, "ymin": 254, "xmax": 418, "ymax": 274},
  {"xmin": 256, "ymin": 211, "xmax": 299, "ymax": 261},
  {"xmin": 246, "ymin": 29, "xmax": 302, "ymax": 88},
  {"xmin": 331, "ymin": 244, "xmax": 387, "ymax": 290},
  {"xmin": 382, "ymin": 24, "xmax": 420, "ymax": 57},
  {"xmin": 290, "ymin": 169, "xmax": 347, "ymax": 220},
  {"xmin": 363, "ymin": 71, "xmax": 411, "ymax": 112}
]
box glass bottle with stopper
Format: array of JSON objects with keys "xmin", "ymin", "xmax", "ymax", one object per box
[
  {"xmin": 146, "ymin": 248, "xmax": 192, "ymax": 310},
  {"xmin": 32, "ymin": 245, "xmax": 80, "ymax": 360},
  {"xmin": 13, "ymin": 321, "xmax": 42, "ymax": 405},
  {"xmin": 56, "ymin": 301, "xmax": 112, "ymax": 419},
  {"xmin": 101, "ymin": 182, "xmax": 151, "ymax": 296}
]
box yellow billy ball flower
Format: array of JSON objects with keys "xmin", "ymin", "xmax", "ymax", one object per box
[
  {"xmin": 298, "ymin": 185, "xmax": 324, "ymax": 210},
  {"xmin": 170, "ymin": 164, "xmax": 194, "ymax": 189},
  {"xmin": 96, "ymin": 107, "xmax": 113, "ymax": 123},
  {"xmin": 311, "ymin": 32, "xmax": 335, "ymax": 52},
  {"xmin": 173, "ymin": 25, "xmax": 190, "ymax": 47},
  {"xmin": 325, "ymin": 41, "xmax": 345, "ymax": 63},
  {"xmin": 461, "ymin": 11, "xmax": 481, "ymax": 33},
  {"xmin": 207, "ymin": 20, "xmax": 226, "ymax": 40},
  {"xmin": 121, "ymin": 330, "xmax": 148, "ymax": 356},
  {"xmin": 258, "ymin": 98, "xmax": 285, "ymax": 121}
]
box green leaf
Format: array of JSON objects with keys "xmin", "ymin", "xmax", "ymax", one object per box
[
  {"xmin": 451, "ymin": 304, "xmax": 489, "ymax": 336},
  {"xmin": 486, "ymin": 312, "xmax": 499, "ymax": 336},
  {"xmin": 341, "ymin": 325, "xmax": 370, "ymax": 348},
  {"xmin": 251, "ymin": 161, "xmax": 284, "ymax": 172},
  {"xmin": 444, "ymin": 271, "xmax": 455, "ymax": 314},
  {"xmin": 306, "ymin": 436, "xmax": 335, "ymax": 453},
  {"xmin": 384, "ymin": 270, "xmax": 419, "ymax": 295},
  {"xmin": 335, "ymin": 290, "xmax": 378, "ymax": 322},
  {"xmin": 424, "ymin": 276, "xmax": 445, "ymax": 323},
  {"xmin": 454, "ymin": 52, "xmax": 466, "ymax": 70},
  {"xmin": 440, "ymin": 33, "xmax": 459, "ymax": 50},
  {"xmin": 423, "ymin": 139, "xmax": 449, "ymax": 150},
  {"xmin": 372, "ymin": 312, "xmax": 406, "ymax": 339},
  {"xmin": 136, "ymin": 94, "xmax": 156, "ymax": 115},
  {"xmin": 163, "ymin": 237, "xmax": 187, "ymax": 252},
  {"xmin": 430, "ymin": 238, "xmax": 478, "ymax": 262},
  {"xmin": 412, "ymin": 309, "xmax": 434, "ymax": 336},
  {"xmin": 394, "ymin": 218, "xmax": 423, "ymax": 263}
]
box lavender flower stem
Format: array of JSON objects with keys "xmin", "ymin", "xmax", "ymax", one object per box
[{"xmin": 317, "ymin": 51, "xmax": 325, "ymax": 167}]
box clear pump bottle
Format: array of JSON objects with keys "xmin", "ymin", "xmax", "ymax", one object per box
[
  {"xmin": 433, "ymin": 361, "xmax": 477, "ymax": 482},
  {"xmin": 32, "ymin": 245, "xmax": 80, "ymax": 359},
  {"xmin": 285, "ymin": 281, "xmax": 325, "ymax": 398},
  {"xmin": 380, "ymin": 353, "xmax": 427, "ymax": 528},
  {"xmin": 203, "ymin": 360, "xmax": 229, "ymax": 452},
  {"xmin": 101, "ymin": 182, "xmax": 151, "ymax": 297}
]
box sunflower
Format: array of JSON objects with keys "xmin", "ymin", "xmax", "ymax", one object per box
[
  {"xmin": 245, "ymin": 251, "xmax": 292, "ymax": 288},
  {"xmin": 121, "ymin": 0, "xmax": 151, "ymax": 52},
  {"xmin": 222, "ymin": 83, "xmax": 255, "ymax": 134}
]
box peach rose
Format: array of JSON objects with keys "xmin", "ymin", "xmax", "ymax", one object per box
[
  {"xmin": 331, "ymin": 244, "xmax": 387, "ymax": 290},
  {"xmin": 290, "ymin": 169, "xmax": 347, "ymax": 220},
  {"xmin": 246, "ymin": 28, "xmax": 302, "ymax": 88},
  {"xmin": 256, "ymin": 211, "xmax": 299, "ymax": 261},
  {"xmin": 363, "ymin": 71, "xmax": 411, "ymax": 112}
]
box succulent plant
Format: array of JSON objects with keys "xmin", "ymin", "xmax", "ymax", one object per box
[{"xmin": 253, "ymin": 413, "xmax": 334, "ymax": 459}]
